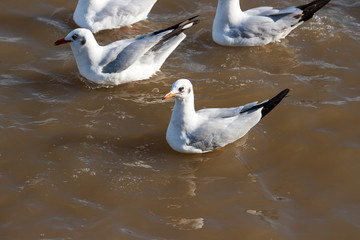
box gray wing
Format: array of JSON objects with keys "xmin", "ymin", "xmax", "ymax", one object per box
[
  {"xmin": 188, "ymin": 107, "xmax": 262, "ymax": 152},
  {"xmin": 102, "ymin": 33, "xmax": 164, "ymax": 73},
  {"xmin": 266, "ymin": 6, "xmax": 303, "ymax": 24},
  {"xmin": 196, "ymin": 102, "xmax": 258, "ymax": 119},
  {"xmin": 188, "ymin": 89, "xmax": 289, "ymax": 152},
  {"xmin": 238, "ymin": 6, "xmax": 302, "ymax": 37},
  {"xmin": 245, "ymin": 6, "xmax": 301, "ymax": 19},
  {"xmin": 102, "ymin": 16, "xmax": 199, "ymax": 73}
]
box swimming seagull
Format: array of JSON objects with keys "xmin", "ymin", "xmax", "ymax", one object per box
[
  {"xmin": 55, "ymin": 16, "xmax": 199, "ymax": 85},
  {"xmin": 73, "ymin": 0, "xmax": 157, "ymax": 33},
  {"xmin": 163, "ymin": 79, "xmax": 289, "ymax": 153},
  {"xmin": 212, "ymin": 0, "xmax": 332, "ymax": 46}
]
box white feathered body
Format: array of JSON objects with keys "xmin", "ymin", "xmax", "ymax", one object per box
[
  {"xmin": 166, "ymin": 95, "xmax": 262, "ymax": 153},
  {"xmin": 212, "ymin": 0, "xmax": 304, "ymax": 46},
  {"xmin": 163, "ymin": 79, "xmax": 289, "ymax": 154},
  {"xmin": 74, "ymin": 0, "xmax": 157, "ymax": 33},
  {"xmin": 68, "ymin": 29, "xmax": 186, "ymax": 85}
]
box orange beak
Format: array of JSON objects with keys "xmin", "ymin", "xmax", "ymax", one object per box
[{"xmin": 162, "ymin": 92, "xmax": 178, "ymax": 100}]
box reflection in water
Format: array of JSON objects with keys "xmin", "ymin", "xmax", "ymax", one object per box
[
  {"xmin": 178, "ymin": 162, "xmax": 199, "ymax": 198},
  {"xmin": 168, "ymin": 217, "xmax": 204, "ymax": 230},
  {"xmin": 151, "ymin": 157, "xmax": 206, "ymax": 230},
  {"xmin": 255, "ymin": 173, "xmax": 292, "ymax": 202}
]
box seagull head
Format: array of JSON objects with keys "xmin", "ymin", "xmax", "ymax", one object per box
[
  {"xmin": 54, "ymin": 28, "xmax": 92, "ymax": 49},
  {"xmin": 162, "ymin": 79, "xmax": 194, "ymax": 101}
]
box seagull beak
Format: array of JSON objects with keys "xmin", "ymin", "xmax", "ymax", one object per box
[
  {"xmin": 162, "ymin": 91, "xmax": 178, "ymax": 100},
  {"xmin": 54, "ymin": 38, "xmax": 71, "ymax": 46}
]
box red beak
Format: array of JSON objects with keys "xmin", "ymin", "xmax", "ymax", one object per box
[{"xmin": 54, "ymin": 38, "xmax": 71, "ymax": 46}]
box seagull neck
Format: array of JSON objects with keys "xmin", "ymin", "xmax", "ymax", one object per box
[
  {"xmin": 172, "ymin": 95, "xmax": 196, "ymax": 126},
  {"xmin": 72, "ymin": 38, "xmax": 101, "ymax": 71},
  {"xmin": 216, "ymin": 0, "xmax": 243, "ymax": 22}
]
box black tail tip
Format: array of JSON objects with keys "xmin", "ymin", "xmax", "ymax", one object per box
[
  {"xmin": 184, "ymin": 15, "xmax": 200, "ymax": 26},
  {"xmin": 280, "ymin": 88, "xmax": 290, "ymax": 97},
  {"xmin": 261, "ymin": 88, "xmax": 290, "ymax": 119},
  {"xmin": 297, "ymin": 0, "xmax": 332, "ymax": 22},
  {"xmin": 274, "ymin": 88, "xmax": 290, "ymax": 102}
]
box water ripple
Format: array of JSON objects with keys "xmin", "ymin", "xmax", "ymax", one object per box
[
  {"xmin": 0, "ymin": 36, "xmax": 24, "ymax": 43},
  {"xmin": 36, "ymin": 16, "xmax": 71, "ymax": 33},
  {"xmin": 71, "ymin": 198, "xmax": 105, "ymax": 211}
]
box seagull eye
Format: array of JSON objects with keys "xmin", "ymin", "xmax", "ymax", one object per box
[
  {"xmin": 72, "ymin": 34, "xmax": 79, "ymax": 40},
  {"xmin": 178, "ymin": 87, "xmax": 184, "ymax": 92}
]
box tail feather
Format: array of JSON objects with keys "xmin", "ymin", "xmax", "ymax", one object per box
[
  {"xmin": 151, "ymin": 15, "xmax": 199, "ymax": 36},
  {"xmin": 149, "ymin": 16, "xmax": 200, "ymax": 51},
  {"xmin": 297, "ymin": 0, "xmax": 331, "ymax": 22},
  {"xmin": 241, "ymin": 89, "xmax": 290, "ymax": 119}
]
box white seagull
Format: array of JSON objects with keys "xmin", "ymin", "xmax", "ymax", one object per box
[
  {"xmin": 212, "ymin": 0, "xmax": 332, "ymax": 46},
  {"xmin": 73, "ymin": 0, "xmax": 157, "ymax": 33},
  {"xmin": 55, "ymin": 16, "xmax": 199, "ymax": 85},
  {"xmin": 163, "ymin": 79, "xmax": 289, "ymax": 153}
]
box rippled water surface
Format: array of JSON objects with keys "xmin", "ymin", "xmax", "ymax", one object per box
[{"xmin": 1, "ymin": 0, "xmax": 360, "ymax": 239}]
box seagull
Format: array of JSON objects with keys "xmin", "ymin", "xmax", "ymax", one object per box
[
  {"xmin": 212, "ymin": 0, "xmax": 332, "ymax": 46},
  {"xmin": 55, "ymin": 16, "xmax": 199, "ymax": 85},
  {"xmin": 162, "ymin": 79, "xmax": 289, "ymax": 153},
  {"xmin": 73, "ymin": 0, "xmax": 157, "ymax": 33}
]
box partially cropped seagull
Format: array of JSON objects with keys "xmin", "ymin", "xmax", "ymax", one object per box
[
  {"xmin": 212, "ymin": 0, "xmax": 331, "ymax": 46},
  {"xmin": 73, "ymin": 0, "xmax": 157, "ymax": 33},
  {"xmin": 163, "ymin": 79, "xmax": 289, "ymax": 153},
  {"xmin": 55, "ymin": 16, "xmax": 199, "ymax": 85}
]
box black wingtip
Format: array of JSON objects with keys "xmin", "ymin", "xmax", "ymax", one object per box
[
  {"xmin": 187, "ymin": 15, "xmax": 200, "ymax": 22},
  {"xmin": 174, "ymin": 15, "xmax": 200, "ymax": 30},
  {"xmin": 240, "ymin": 89, "xmax": 290, "ymax": 118},
  {"xmin": 149, "ymin": 16, "xmax": 200, "ymax": 52},
  {"xmin": 297, "ymin": 0, "xmax": 331, "ymax": 22},
  {"xmin": 151, "ymin": 15, "xmax": 200, "ymax": 36},
  {"xmin": 261, "ymin": 88, "xmax": 290, "ymax": 119}
]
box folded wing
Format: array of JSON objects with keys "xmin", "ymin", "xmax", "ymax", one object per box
[{"xmin": 102, "ymin": 16, "xmax": 199, "ymax": 73}]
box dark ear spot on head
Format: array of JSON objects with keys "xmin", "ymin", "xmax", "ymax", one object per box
[
  {"xmin": 188, "ymin": 88, "xmax": 191, "ymax": 94},
  {"xmin": 81, "ymin": 38, "xmax": 86, "ymax": 45}
]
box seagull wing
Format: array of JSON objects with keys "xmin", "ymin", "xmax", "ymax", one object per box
[
  {"xmin": 244, "ymin": 6, "xmax": 279, "ymax": 16},
  {"xmin": 196, "ymin": 102, "xmax": 258, "ymax": 119},
  {"xmin": 186, "ymin": 116, "xmax": 237, "ymax": 152},
  {"xmin": 101, "ymin": 33, "xmax": 165, "ymax": 73},
  {"xmin": 187, "ymin": 89, "xmax": 289, "ymax": 152},
  {"xmin": 187, "ymin": 109, "xmax": 261, "ymax": 152},
  {"xmin": 241, "ymin": 7, "xmax": 302, "ymax": 36},
  {"xmin": 102, "ymin": 16, "xmax": 199, "ymax": 73}
]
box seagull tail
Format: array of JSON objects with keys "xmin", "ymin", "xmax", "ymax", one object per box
[
  {"xmin": 297, "ymin": 0, "xmax": 331, "ymax": 22},
  {"xmin": 149, "ymin": 16, "xmax": 200, "ymax": 51},
  {"xmin": 241, "ymin": 89, "xmax": 290, "ymax": 119},
  {"xmin": 152, "ymin": 15, "xmax": 200, "ymax": 36}
]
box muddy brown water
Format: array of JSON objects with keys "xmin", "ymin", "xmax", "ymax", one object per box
[{"xmin": 1, "ymin": 0, "xmax": 360, "ymax": 239}]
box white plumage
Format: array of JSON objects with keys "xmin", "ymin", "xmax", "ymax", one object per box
[
  {"xmin": 55, "ymin": 17, "xmax": 199, "ymax": 85},
  {"xmin": 212, "ymin": 0, "xmax": 331, "ymax": 46},
  {"xmin": 163, "ymin": 79, "xmax": 289, "ymax": 154},
  {"xmin": 73, "ymin": 0, "xmax": 157, "ymax": 33}
]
